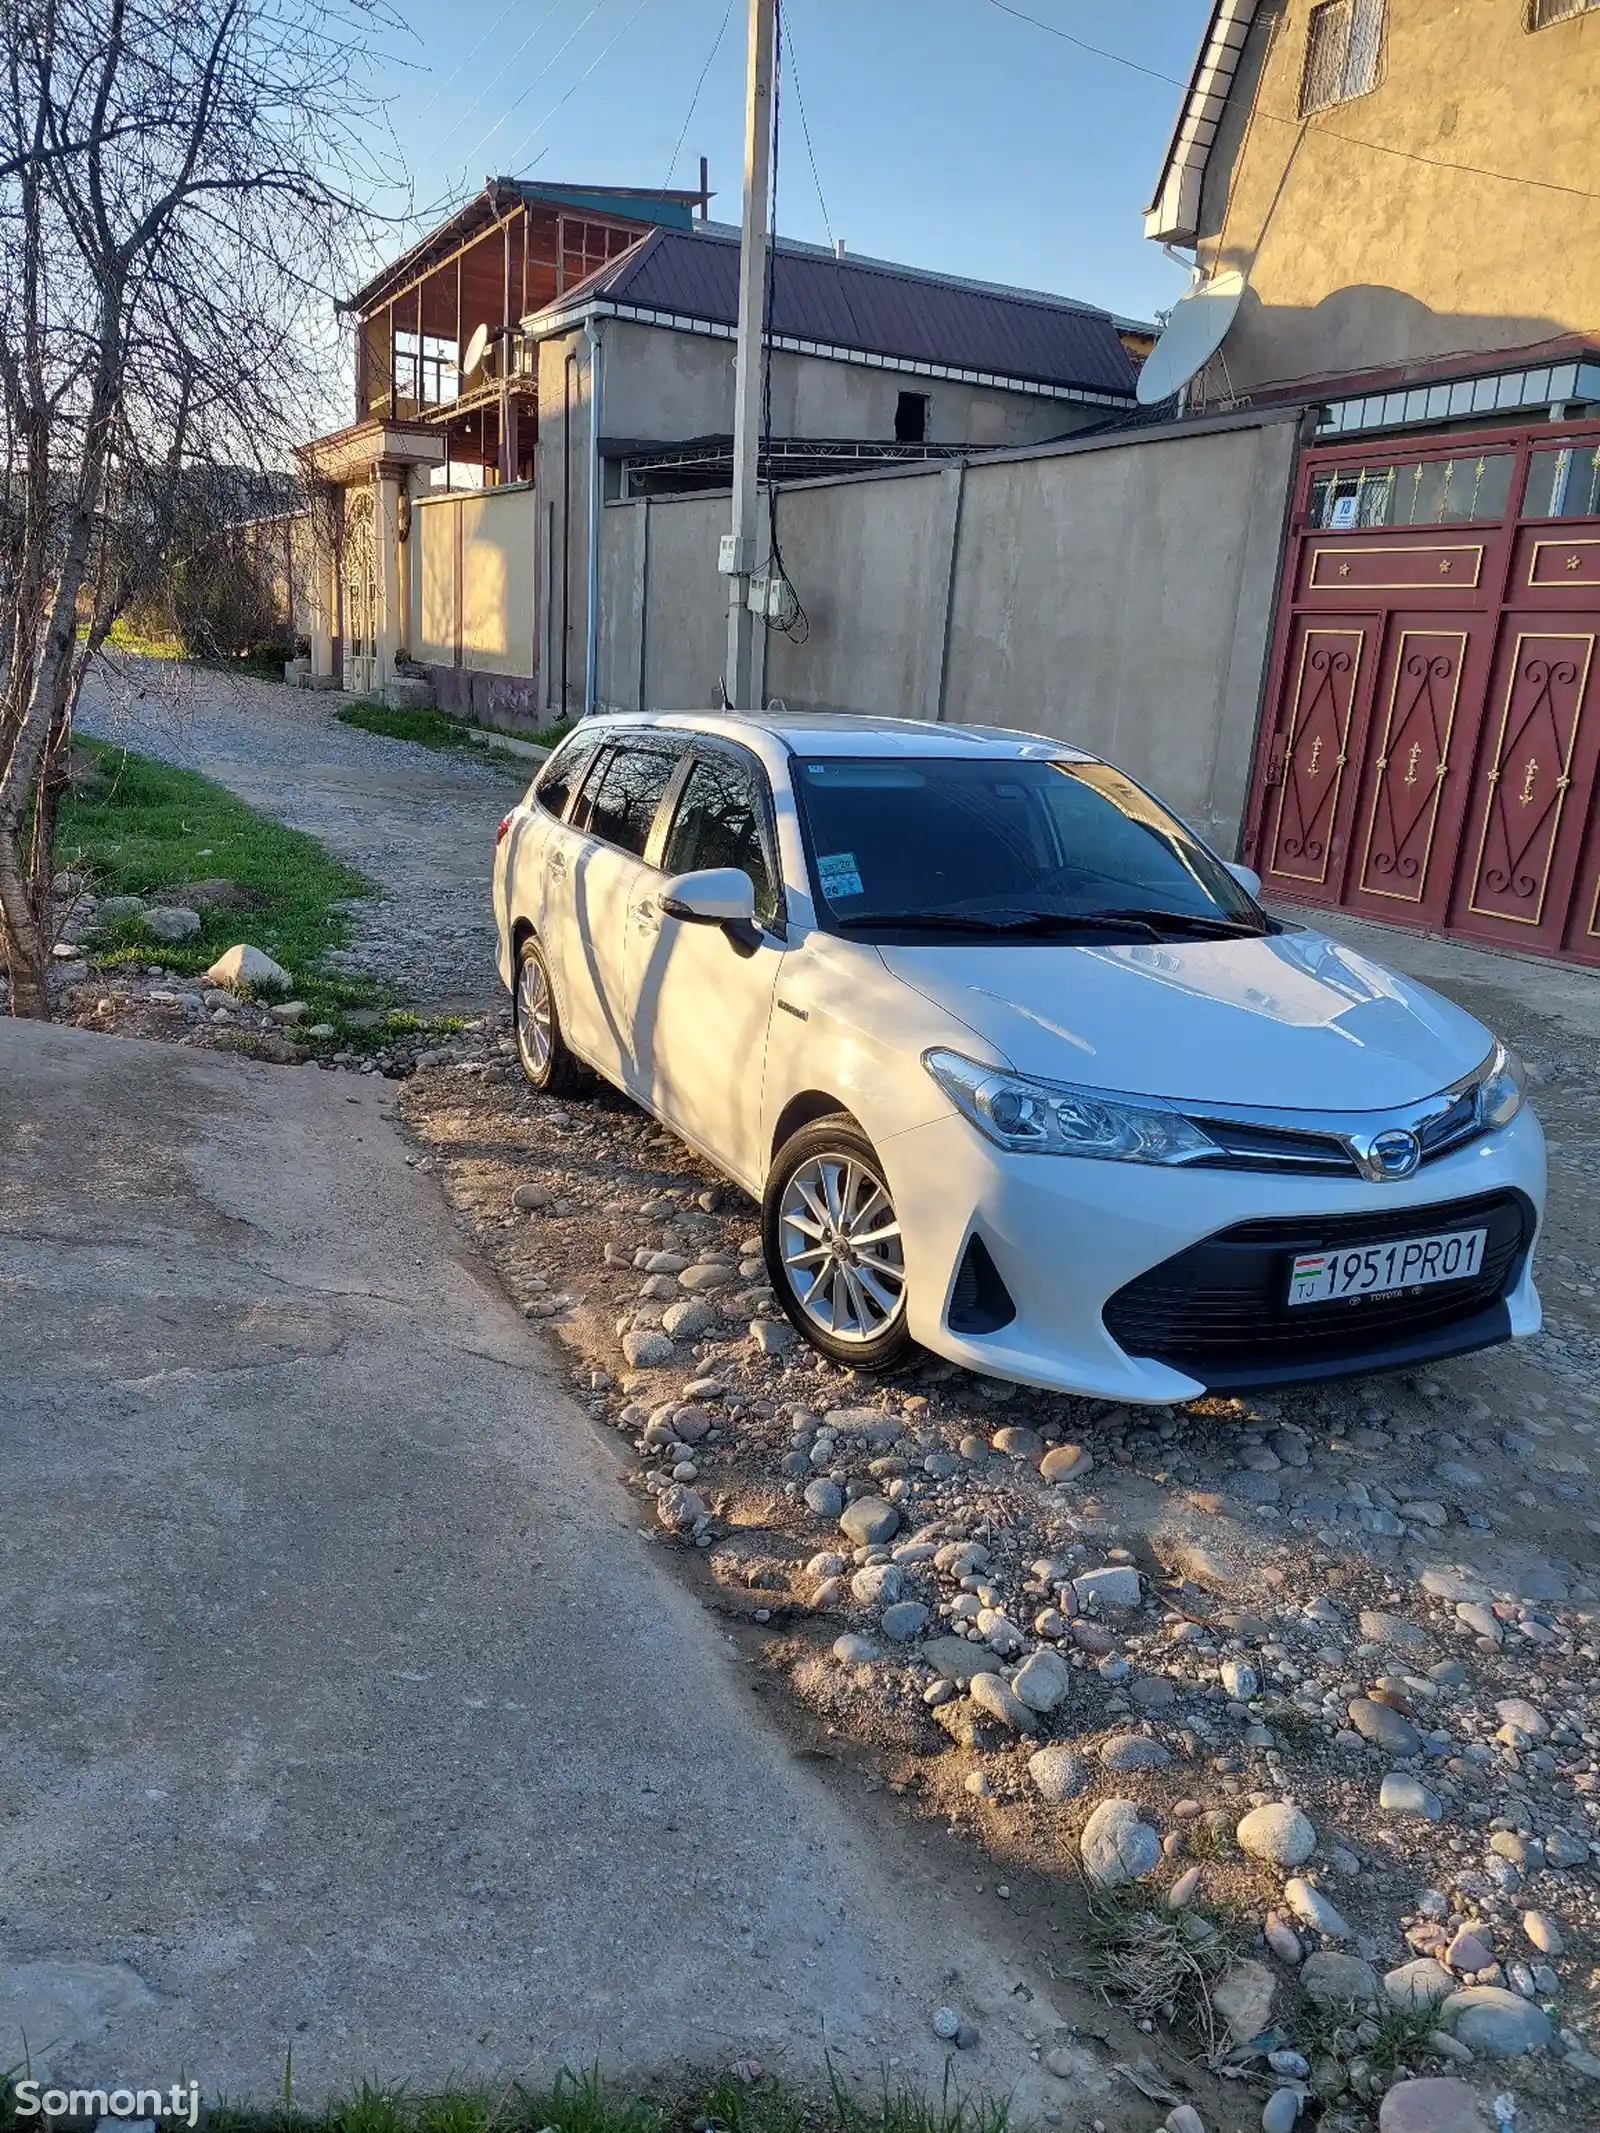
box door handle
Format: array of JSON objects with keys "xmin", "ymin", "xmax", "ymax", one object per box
[
  {"xmin": 634, "ymin": 897, "xmax": 660, "ymax": 932},
  {"xmin": 548, "ymin": 849, "xmax": 568, "ymax": 879}
]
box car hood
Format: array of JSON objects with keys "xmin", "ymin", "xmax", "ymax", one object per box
[{"xmin": 881, "ymin": 928, "xmax": 1492, "ymax": 1113}]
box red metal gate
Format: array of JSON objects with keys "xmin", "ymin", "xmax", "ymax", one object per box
[{"xmin": 1244, "ymin": 418, "xmax": 1600, "ymax": 967}]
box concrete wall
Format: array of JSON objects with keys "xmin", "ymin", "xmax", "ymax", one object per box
[
  {"xmin": 594, "ymin": 317, "xmax": 1096, "ymax": 452},
  {"xmin": 407, "ymin": 482, "xmax": 540, "ymax": 725},
  {"xmin": 594, "ymin": 409, "xmax": 1303, "ymax": 853},
  {"xmin": 1194, "ymin": 0, "xmax": 1600, "ymax": 396},
  {"xmin": 538, "ymin": 315, "xmax": 1106, "ymax": 715}
]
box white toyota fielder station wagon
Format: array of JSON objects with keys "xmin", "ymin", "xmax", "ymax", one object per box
[{"xmin": 493, "ymin": 710, "xmax": 1544, "ymax": 1402}]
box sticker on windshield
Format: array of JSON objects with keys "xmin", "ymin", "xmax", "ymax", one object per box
[{"xmin": 817, "ymin": 850, "xmax": 864, "ymax": 899}]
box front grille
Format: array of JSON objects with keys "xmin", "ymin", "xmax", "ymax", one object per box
[
  {"xmin": 1104, "ymin": 1189, "xmax": 1533, "ymax": 1390},
  {"xmin": 1186, "ymin": 1081, "xmax": 1486, "ymax": 1179}
]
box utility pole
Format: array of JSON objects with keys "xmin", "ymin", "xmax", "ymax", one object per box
[{"xmin": 721, "ymin": 0, "xmax": 776, "ymax": 709}]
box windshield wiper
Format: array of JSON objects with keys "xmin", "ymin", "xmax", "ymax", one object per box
[
  {"xmin": 1089, "ymin": 906, "xmax": 1268, "ymax": 938},
  {"xmin": 833, "ymin": 908, "xmax": 1162, "ymax": 938}
]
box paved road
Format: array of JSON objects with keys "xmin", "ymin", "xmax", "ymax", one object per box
[
  {"xmin": 0, "ymin": 1019, "xmax": 1090, "ymax": 2110},
  {"xmin": 77, "ymin": 662, "xmax": 515, "ymax": 1010}
]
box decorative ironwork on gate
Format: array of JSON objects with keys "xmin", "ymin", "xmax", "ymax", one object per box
[{"xmin": 1246, "ymin": 412, "xmax": 1600, "ymax": 967}]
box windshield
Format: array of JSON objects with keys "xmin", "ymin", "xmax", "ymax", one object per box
[{"xmin": 792, "ymin": 755, "xmax": 1267, "ymax": 940}]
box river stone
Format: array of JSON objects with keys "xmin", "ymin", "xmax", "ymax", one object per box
[
  {"xmin": 804, "ymin": 1478, "xmax": 844, "ymax": 1518},
  {"xmin": 142, "ymin": 905, "xmax": 202, "ymax": 942},
  {"xmin": 851, "ymin": 1563, "xmax": 904, "ymax": 1606},
  {"xmin": 992, "ymin": 1425, "xmax": 1045, "ymax": 1463},
  {"xmin": 1378, "ymin": 2080, "xmax": 1482, "ymax": 2133},
  {"xmin": 1418, "ymin": 1567, "xmax": 1488, "ymax": 1604},
  {"xmin": 622, "ymin": 1329, "xmax": 674, "ymax": 1369},
  {"xmin": 663, "ymin": 1297, "xmax": 716, "ymax": 1340},
  {"xmin": 833, "ymin": 1633, "xmax": 879, "ymax": 1665},
  {"xmin": 1444, "ymin": 1927, "xmax": 1494, "ymax": 1972},
  {"xmin": 1072, "ymin": 1564, "xmax": 1141, "ymax": 1611},
  {"xmin": 839, "ymin": 1496, "xmax": 899, "ymax": 1545},
  {"xmin": 1238, "ymin": 1804, "xmax": 1317, "ymax": 1867},
  {"xmin": 1027, "ymin": 1743, "xmax": 1088, "ymax": 1803},
  {"xmin": 1300, "ymin": 1951, "xmax": 1378, "ymax": 2004},
  {"xmin": 1349, "ymin": 1697, "xmax": 1422, "ymax": 1755},
  {"xmin": 1383, "ymin": 1959, "xmax": 1455, "ymax": 2010},
  {"xmin": 654, "ymin": 1483, "xmax": 707, "ymax": 1534},
  {"xmin": 1040, "ymin": 1442, "xmax": 1093, "ymax": 1483},
  {"xmin": 880, "ymin": 1601, "xmax": 930, "ymax": 1642},
  {"xmin": 1212, "ymin": 1957, "xmax": 1276, "ymax": 2045},
  {"xmin": 1442, "ymin": 1985, "xmax": 1553, "ymax": 2057},
  {"xmin": 922, "ymin": 1635, "xmax": 999, "ymax": 1683},
  {"xmin": 1100, "ymin": 1733, "xmax": 1171, "ymax": 1772},
  {"xmin": 1379, "ymin": 1774, "xmax": 1443, "ymax": 1819},
  {"xmin": 1080, "ymin": 1798, "xmax": 1161, "ymax": 1886},
  {"xmin": 967, "ymin": 1670, "xmax": 1035, "ymax": 1733},
  {"xmin": 206, "ymin": 943, "xmax": 290, "ymax": 992},
  {"xmin": 1495, "ymin": 1696, "xmax": 1548, "ymax": 1738},
  {"xmin": 1522, "ymin": 1909, "xmax": 1563, "ymax": 1956},
  {"xmin": 1260, "ymin": 2093, "xmax": 1302, "ymax": 2133},
  {"xmin": 1011, "ymin": 1647, "xmax": 1071, "ymax": 1713},
  {"xmin": 1221, "ymin": 1657, "xmax": 1259, "ymax": 1701},
  {"xmin": 1283, "ymin": 1878, "xmax": 1353, "ymax": 1940}
]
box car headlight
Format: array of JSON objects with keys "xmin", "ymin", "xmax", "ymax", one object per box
[
  {"xmin": 923, "ymin": 1048, "xmax": 1219, "ymax": 1165},
  {"xmin": 1478, "ymin": 1040, "xmax": 1526, "ymax": 1129}
]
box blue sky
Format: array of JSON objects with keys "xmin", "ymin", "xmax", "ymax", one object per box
[{"xmin": 375, "ymin": 0, "xmax": 1211, "ymax": 323}]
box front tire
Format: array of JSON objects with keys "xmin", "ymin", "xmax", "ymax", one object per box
[
  {"xmin": 763, "ymin": 1115, "xmax": 913, "ymax": 1373},
  {"xmin": 513, "ymin": 934, "xmax": 586, "ymax": 1094}
]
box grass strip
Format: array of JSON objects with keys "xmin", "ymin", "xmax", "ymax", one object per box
[
  {"xmin": 58, "ymin": 737, "xmax": 380, "ymax": 1030},
  {"xmin": 336, "ymin": 701, "xmax": 571, "ymax": 756},
  {"xmin": 1, "ymin": 2066, "xmax": 1016, "ymax": 2133}
]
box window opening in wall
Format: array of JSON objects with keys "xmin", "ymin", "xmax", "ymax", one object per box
[
  {"xmin": 1528, "ymin": 0, "xmax": 1597, "ymax": 27},
  {"xmin": 1308, "ymin": 452, "xmax": 1514, "ymax": 530},
  {"xmin": 393, "ymin": 330, "xmax": 459, "ymax": 411},
  {"xmin": 1300, "ymin": 0, "xmax": 1385, "ymax": 115},
  {"xmin": 895, "ymin": 390, "xmax": 930, "ymax": 444}
]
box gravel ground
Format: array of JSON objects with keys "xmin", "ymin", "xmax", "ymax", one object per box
[
  {"xmin": 365, "ymin": 964, "xmax": 1600, "ymax": 2133},
  {"xmin": 40, "ymin": 676, "xmax": 1600, "ymax": 2130},
  {"xmin": 76, "ymin": 658, "xmax": 522, "ymax": 1010}
]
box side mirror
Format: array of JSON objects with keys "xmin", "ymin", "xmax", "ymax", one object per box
[
  {"xmin": 1226, "ymin": 861, "xmax": 1263, "ymax": 899},
  {"xmin": 658, "ymin": 867, "xmax": 757, "ymax": 925}
]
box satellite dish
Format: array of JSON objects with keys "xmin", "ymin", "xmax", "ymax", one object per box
[
  {"xmin": 1135, "ymin": 270, "xmax": 1245, "ymax": 406},
  {"xmin": 461, "ymin": 320, "xmax": 491, "ymax": 378}
]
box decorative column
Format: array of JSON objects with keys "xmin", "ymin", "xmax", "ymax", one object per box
[{"xmin": 374, "ymin": 459, "xmax": 406, "ymax": 690}]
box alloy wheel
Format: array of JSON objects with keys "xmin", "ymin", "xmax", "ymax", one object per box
[
  {"xmin": 516, "ymin": 952, "xmax": 553, "ymax": 1079},
  {"xmin": 778, "ymin": 1152, "xmax": 906, "ymax": 1343}
]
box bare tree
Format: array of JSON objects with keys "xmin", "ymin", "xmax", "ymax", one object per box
[{"xmin": 0, "ymin": 0, "xmax": 399, "ymax": 1016}]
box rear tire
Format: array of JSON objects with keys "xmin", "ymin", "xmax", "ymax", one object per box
[
  {"xmin": 763, "ymin": 1114, "xmax": 914, "ymax": 1373},
  {"xmin": 513, "ymin": 934, "xmax": 586, "ymax": 1095}
]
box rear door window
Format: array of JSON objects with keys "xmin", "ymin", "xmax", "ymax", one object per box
[
  {"xmin": 581, "ymin": 742, "xmax": 682, "ymax": 859},
  {"xmin": 533, "ymin": 730, "xmax": 602, "ymax": 821}
]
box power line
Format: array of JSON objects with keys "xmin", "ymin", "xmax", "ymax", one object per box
[
  {"xmin": 781, "ymin": 4, "xmax": 834, "ymax": 250},
  {"xmin": 666, "ymin": 0, "xmax": 737, "ymax": 190},
  {"xmin": 414, "ymin": 0, "xmax": 528, "ymax": 123},
  {"xmin": 447, "ymin": 0, "xmax": 611, "ymax": 173},
  {"xmin": 986, "ymin": 0, "xmax": 1600, "ymax": 205},
  {"xmin": 504, "ymin": 0, "xmax": 661, "ymax": 170}
]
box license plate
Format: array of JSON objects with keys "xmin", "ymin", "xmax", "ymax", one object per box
[{"xmin": 1287, "ymin": 1226, "xmax": 1488, "ymax": 1306}]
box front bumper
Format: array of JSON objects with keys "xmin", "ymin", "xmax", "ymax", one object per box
[{"xmin": 880, "ymin": 1104, "xmax": 1546, "ymax": 1402}]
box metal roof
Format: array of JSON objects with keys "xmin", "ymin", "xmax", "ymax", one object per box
[
  {"xmin": 1144, "ymin": 0, "xmax": 1260, "ymax": 247},
  {"xmin": 526, "ymin": 225, "xmax": 1139, "ymax": 401},
  {"xmin": 347, "ymin": 180, "xmax": 702, "ymax": 314}
]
